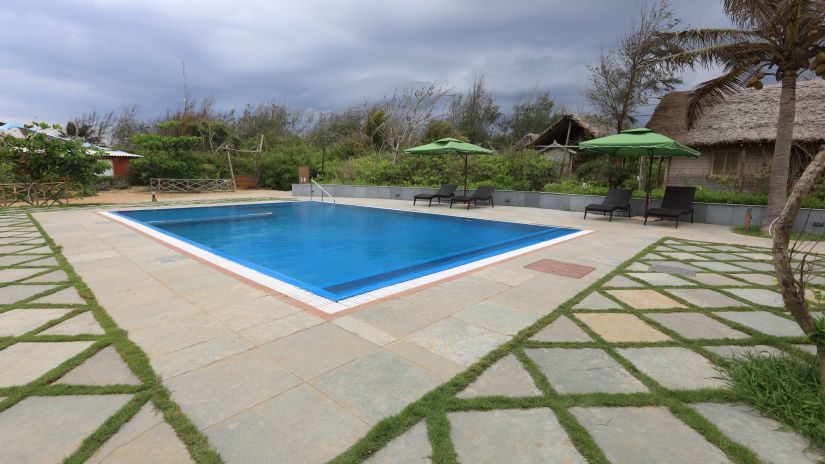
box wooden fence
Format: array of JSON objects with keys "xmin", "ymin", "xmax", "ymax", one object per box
[
  {"xmin": 150, "ymin": 178, "xmax": 236, "ymax": 193},
  {"xmin": 0, "ymin": 182, "xmax": 70, "ymax": 207}
]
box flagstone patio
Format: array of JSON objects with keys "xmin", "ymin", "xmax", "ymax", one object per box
[{"xmin": 1, "ymin": 197, "xmax": 823, "ymax": 463}]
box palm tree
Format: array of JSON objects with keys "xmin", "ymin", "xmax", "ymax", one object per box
[{"xmin": 665, "ymin": 0, "xmax": 825, "ymax": 227}]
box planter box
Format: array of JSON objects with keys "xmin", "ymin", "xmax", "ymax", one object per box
[{"xmin": 292, "ymin": 183, "xmax": 825, "ymax": 233}]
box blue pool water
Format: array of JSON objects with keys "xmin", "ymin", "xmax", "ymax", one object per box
[{"xmin": 115, "ymin": 202, "xmax": 580, "ymax": 301}]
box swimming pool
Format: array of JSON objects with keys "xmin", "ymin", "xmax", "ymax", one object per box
[{"xmin": 104, "ymin": 202, "xmax": 587, "ymax": 313}]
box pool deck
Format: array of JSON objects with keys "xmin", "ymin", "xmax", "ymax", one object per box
[{"xmin": 30, "ymin": 197, "xmax": 790, "ymax": 462}]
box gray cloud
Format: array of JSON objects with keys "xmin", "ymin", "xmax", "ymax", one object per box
[{"xmin": 0, "ymin": 0, "xmax": 729, "ymax": 124}]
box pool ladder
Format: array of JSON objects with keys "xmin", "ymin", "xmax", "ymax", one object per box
[{"xmin": 310, "ymin": 179, "xmax": 336, "ymax": 204}]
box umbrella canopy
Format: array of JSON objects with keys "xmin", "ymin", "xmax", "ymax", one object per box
[
  {"xmin": 404, "ymin": 137, "xmax": 493, "ymax": 195},
  {"xmin": 578, "ymin": 128, "xmax": 700, "ymax": 158},
  {"xmin": 578, "ymin": 128, "xmax": 700, "ymax": 211}
]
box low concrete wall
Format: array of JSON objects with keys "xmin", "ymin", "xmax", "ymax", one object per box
[{"xmin": 292, "ymin": 183, "xmax": 825, "ymax": 233}]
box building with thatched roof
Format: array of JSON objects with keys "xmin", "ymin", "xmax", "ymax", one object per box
[
  {"xmin": 524, "ymin": 114, "xmax": 616, "ymax": 174},
  {"xmin": 647, "ymin": 79, "xmax": 825, "ymax": 191}
]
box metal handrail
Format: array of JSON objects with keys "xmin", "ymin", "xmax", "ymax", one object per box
[{"xmin": 310, "ymin": 179, "xmax": 336, "ymax": 203}]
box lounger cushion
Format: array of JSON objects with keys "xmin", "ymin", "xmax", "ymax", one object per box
[
  {"xmin": 586, "ymin": 203, "xmax": 628, "ymax": 212},
  {"xmin": 646, "ymin": 207, "xmax": 689, "ymax": 217}
]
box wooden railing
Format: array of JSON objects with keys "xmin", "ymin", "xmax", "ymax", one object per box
[
  {"xmin": 150, "ymin": 178, "xmax": 236, "ymax": 193},
  {"xmin": 0, "ymin": 182, "xmax": 70, "ymax": 207}
]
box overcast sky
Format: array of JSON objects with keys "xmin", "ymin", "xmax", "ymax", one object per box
[{"xmin": 0, "ymin": 0, "xmax": 731, "ymax": 125}]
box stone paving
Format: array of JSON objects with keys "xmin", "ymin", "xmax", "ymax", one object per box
[
  {"xmin": 4, "ymin": 198, "xmax": 824, "ymax": 463},
  {"xmin": 0, "ymin": 209, "xmax": 195, "ymax": 463}
]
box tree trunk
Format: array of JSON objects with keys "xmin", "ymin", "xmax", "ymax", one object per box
[
  {"xmin": 763, "ymin": 72, "xmax": 798, "ymax": 227},
  {"xmin": 772, "ymin": 145, "xmax": 825, "ymax": 391}
]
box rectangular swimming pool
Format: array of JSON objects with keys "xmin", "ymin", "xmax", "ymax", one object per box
[{"xmin": 105, "ymin": 202, "xmax": 586, "ymax": 313}]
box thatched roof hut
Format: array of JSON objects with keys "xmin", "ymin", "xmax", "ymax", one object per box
[
  {"xmin": 646, "ymin": 80, "xmax": 825, "ymax": 190},
  {"xmin": 529, "ymin": 114, "xmax": 616, "ymax": 151},
  {"xmin": 648, "ymin": 80, "xmax": 825, "ymax": 146}
]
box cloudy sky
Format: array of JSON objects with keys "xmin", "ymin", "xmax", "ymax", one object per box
[{"xmin": 0, "ymin": 0, "xmax": 730, "ymax": 125}]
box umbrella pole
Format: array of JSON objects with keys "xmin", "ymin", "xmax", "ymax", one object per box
[
  {"xmin": 463, "ymin": 153, "xmax": 468, "ymax": 196},
  {"xmin": 645, "ymin": 151, "xmax": 654, "ymax": 212}
]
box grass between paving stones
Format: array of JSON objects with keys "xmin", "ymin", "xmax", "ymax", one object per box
[
  {"xmin": 0, "ymin": 211, "xmax": 223, "ymax": 464},
  {"xmin": 726, "ymin": 354, "xmax": 825, "ymax": 448},
  {"xmin": 330, "ymin": 237, "xmax": 824, "ymax": 464}
]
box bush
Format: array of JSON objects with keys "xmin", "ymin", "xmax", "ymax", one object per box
[
  {"xmin": 575, "ymin": 159, "xmax": 635, "ymax": 187},
  {"xmin": 128, "ymin": 153, "xmax": 217, "ymax": 184}
]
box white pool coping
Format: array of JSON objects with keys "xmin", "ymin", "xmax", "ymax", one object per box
[{"xmin": 99, "ymin": 205, "xmax": 592, "ymax": 315}]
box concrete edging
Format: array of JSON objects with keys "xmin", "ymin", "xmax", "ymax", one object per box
[{"xmin": 292, "ymin": 183, "xmax": 825, "ymax": 232}]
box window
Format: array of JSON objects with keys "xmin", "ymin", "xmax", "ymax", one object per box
[{"xmin": 710, "ymin": 148, "xmax": 742, "ymax": 177}]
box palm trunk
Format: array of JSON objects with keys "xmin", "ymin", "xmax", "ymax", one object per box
[
  {"xmin": 763, "ymin": 72, "xmax": 798, "ymax": 227},
  {"xmin": 772, "ymin": 145, "xmax": 825, "ymax": 391}
]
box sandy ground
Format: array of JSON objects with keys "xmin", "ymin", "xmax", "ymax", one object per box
[{"xmin": 70, "ymin": 187, "xmax": 293, "ymax": 205}]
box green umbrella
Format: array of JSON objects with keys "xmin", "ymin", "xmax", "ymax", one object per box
[
  {"xmin": 404, "ymin": 137, "xmax": 493, "ymax": 195},
  {"xmin": 578, "ymin": 128, "xmax": 700, "ymax": 211}
]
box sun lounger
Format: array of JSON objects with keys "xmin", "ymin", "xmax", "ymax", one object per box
[
  {"xmin": 450, "ymin": 186, "xmax": 496, "ymax": 210},
  {"xmin": 583, "ymin": 188, "xmax": 632, "ymax": 222},
  {"xmin": 413, "ymin": 184, "xmax": 457, "ymax": 206},
  {"xmin": 644, "ymin": 186, "xmax": 696, "ymax": 228}
]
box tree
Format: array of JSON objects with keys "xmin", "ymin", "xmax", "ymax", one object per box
[
  {"xmin": 665, "ymin": 0, "xmax": 825, "ymax": 227},
  {"xmin": 0, "ymin": 123, "xmax": 106, "ymax": 188},
  {"xmin": 771, "ymin": 145, "xmax": 825, "ymax": 391},
  {"xmin": 379, "ymin": 82, "xmax": 454, "ymax": 161},
  {"xmin": 449, "ymin": 75, "xmax": 501, "ymax": 145},
  {"xmin": 422, "ymin": 120, "xmax": 463, "ymax": 143},
  {"xmin": 497, "ymin": 89, "xmax": 559, "ymax": 147},
  {"xmin": 584, "ymin": 0, "xmax": 682, "ymax": 133}
]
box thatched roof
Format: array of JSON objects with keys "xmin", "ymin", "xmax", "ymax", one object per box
[
  {"xmin": 647, "ymin": 79, "xmax": 825, "ymax": 147},
  {"xmin": 529, "ymin": 114, "xmax": 616, "ymax": 149}
]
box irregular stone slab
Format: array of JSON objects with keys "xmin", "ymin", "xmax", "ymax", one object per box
[
  {"xmin": 531, "ymin": 316, "xmax": 592, "ymax": 342},
  {"xmin": 666, "ymin": 288, "xmax": 749, "ymax": 308},
  {"xmin": 618, "ymin": 347, "xmax": 726, "ymax": 390},
  {"xmin": 642, "ymin": 253, "xmax": 666, "ymax": 260},
  {"xmin": 0, "ymin": 244, "xmax": 39, "ymax": 253},
  {"xmin": 571, "ymin": 406, "xmax": 731, "ymax": 464},
  {"xmin": 166, "ymin": 348, "xmax": 302, "ymax": 429},
  {"xmin": 0, "ymin": 341, "xmax": 94, "ymax": 387},
  {"xmin": 0, "ymin": 254, "xmax": 44, "ymax": 266},
  {"xmin": 32, "ymin": 286, "xmax": 85, "ymax": 305},
  {"xmin": 604, "ymin": 275, "xmax": 643, "ymax": 287},
  {"xmin": 205, "ymin": 384, "xmax": 369, "ymax": 464},
  {"xmin": 88, "ymin": 403, "xmax": 194, "ymax": 464},
  {"xmin": 737, "ymin": 252, "xmax": 773, "ymax": 261},
  {"xmin": 692, "ymin": 403, "xmax": 823, "ymax": 464},
  {"xmin": 576, "ymin": 313, "xmax": 671, "ymax": 342},
  {"xmin": 647, "ymin": 313, "xmax": 748, "ymax": 340},
  {"xmin": 699, "ymin": 253, "xmax": 742, "ymax": 261},
  {"xmin": 659, "ymin": 252, "xmax": 708, "ymax": 261},
  {"xmin": 365, "ymin": 421, "xmax": 431, "ymax": 464},
  {"xmin": 0, "ymin": 267, "xmax": 44, "ymax": 282},
  {"xmin": 607, "ymin": 289, "xmax": 686, "ymax": 310},
  {"xmin": 24, "ymin": 269, "xmax": 69, "ymax": 283},
  {"xmin": 725, "ymin": 289, "xmax": 783, "ymax": 307},
  {"xmin": 627, "ymin": 272, "xmax": 696, "ymax": 287},
  {"xmin": 694, "ymin": 261, "xmax": 747, "ymax": 273},
  {"xmin": 572, "ymin": 292, "xmax": 620, "ymax": 310},
  {"xmin": 449, "ymin": 408, "xmax": 586, "ymax": 464},
  {"xmin": 731, "ymin": 273, "xmax": 777, "ymax": 286},
  {"xmin": 457, "ymin": 354, "xmax": 540, "ymax": 398},
  {"xmin": 527, "ymin": 348, "xmax": 647, "ymax": 394},
  {"xmin": 314, "ymin": 350, "xmax": 443, "ymax": 424},
  {"xmin": 0, "ymin": 394, "xmax": 133, "ymax": 464},
  {"xmin": 707, "ymin": 245, "xmax": 746, "ymax": 252},
  {"xmin": 152, "ymin": 333, "xmax": 253, "ymax": 380},
  {"xmin": 407, "ymin": 317, "xmax": 508, "ymax": 366},
  {"xmin": 0, "ymin": 308, "xmax": 72, "ymax": 336},
  {"xmin": 626, "ymin": 262, "xmax": 649, "ymax": 272},
  {"xmin": 453, "ymin": 301, "xmax": 538, "ymax": 336},
  {"xmin": 731, "ymin": 261, "xmax": 774, "ymax": 272},
  {"xmin": 649, "ymin": 262, "xmax": 700, "ymax": 276},
  {"xmin": 715, "ymin": 311, "xmax": 805, "ymax": 337},
  {"xmin": 260, "ymin": 322, "xmax": 378, "ymax": 381},
  {"xmin": 704, "ymin": 345, "xmax": 785, "ymax": 359},
  {"xmin": 57, "ymin": 346, "xmax": 140, "ymax": 386},
  {"xmin": 40, "ymin": 312, "xmax": 105, "ymax": 335},
  {"xmin": 692, "ymin": 273, "xmax": 750, "ymax": 287},
  {"xmin": 0, "ymin": 284, "xmax": 57, "ymax": 304},
  {"xmin": 669, "ymin": 245, "xmax": 710, "ymax": 252}
]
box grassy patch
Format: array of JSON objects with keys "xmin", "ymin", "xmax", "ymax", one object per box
[{"xmin": 725, "ymin": 354, "xmax": 825, "ymax": 448}]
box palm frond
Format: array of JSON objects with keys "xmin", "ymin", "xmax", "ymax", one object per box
[
  {"xmin": 662, "ymin": 28, "xmax": 757, "ymax": 49},
  {"xmin": 687, "ymin": 65, "xmax": 756, "ymax": 126},
  {"xmin": 723, "ymin": 0, "xmax": 786, "ymax": 29},
  {"xmin": 667, "ymin": 42, "xmax": 772, "ymax": 70}
]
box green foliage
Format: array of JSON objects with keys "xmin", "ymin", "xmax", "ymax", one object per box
[
  {"xmin": 422, "ymin": 120, "xmax": 463, "ymax": 143},
  {"xmin": 260, "ymin": 149, "xmax": 316, "ymax": 190},
  {"xmin": 131, "ymin": 134, "xmax": 202, "ymax": 154},
  {"xmin": 0, "ymin": 129, "xmax": 106, "ymax": 188},
  {"xmin": 725, "ymin": 354, "xmax": 825, "ymax": 448},
  {"xmin": 574, "ymin": 159, "xmax": 635, "ymax": 188},
  {"xmin": 497, "ymin": 90, "xmax": 559, "ymax": 146}
]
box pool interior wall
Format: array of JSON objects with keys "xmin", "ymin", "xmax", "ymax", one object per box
[{"xmin": 113, "ymin": 202, "xmax": 583, "ymax": 301}]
